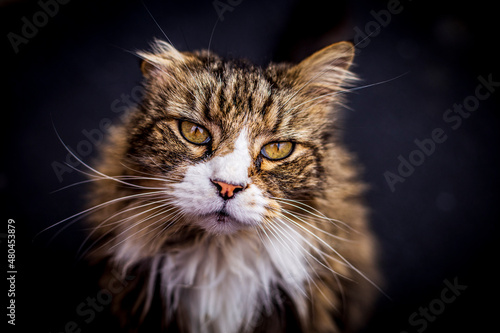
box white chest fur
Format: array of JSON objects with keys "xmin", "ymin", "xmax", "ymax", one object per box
[{"xmin": 155, "ymin": 231, "xmax": 309, "ymax": 333}]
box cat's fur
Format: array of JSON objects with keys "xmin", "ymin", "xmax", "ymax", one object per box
[{"xmin": 86, "ymin": 40, "xmax": 379, "ymax": 333}]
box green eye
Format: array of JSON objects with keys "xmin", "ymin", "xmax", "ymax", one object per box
[
  {"xmin": 261, "ymin": 141, "xmax": 294, "ymax": 160},
  {"xmin": 179, "ymin": 120, "xmax": 211, "ymax": 145}
]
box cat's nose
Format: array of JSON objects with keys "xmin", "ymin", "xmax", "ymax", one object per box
[{"xmin": 211, "ymin": 180, "xmax": 244, "ymax": 200}]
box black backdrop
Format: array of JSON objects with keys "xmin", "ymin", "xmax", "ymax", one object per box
[{"xmin": 1, "ymin": 0, "xmax": 499, "ymax": 332}]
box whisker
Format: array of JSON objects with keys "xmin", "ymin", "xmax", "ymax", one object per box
[
  {"xmin": 267, "ymin": 218, "xmax": 342, "ymax": 310},
  {"xmin": 140, "ymin": 4, "xmax": 210, "ymax": 105},
  {"xmin": 272, "ymin": 217, "xmax": 351, "ymax": 280},
  {"xmin": 277, "ymin": 33, "xmax": 404, "ymax": 116},
  {"xmin": 121, "ymin": 157, "xmax": 176, "ymax": 177},
  {"xmin": 136, "ymin": 38, "xmax": 210, "ymax": 112},
  {"xmin": 103, "ymin": 205, "xmax": 178, "ymax": 252},
  {"xmin": 50, "ymin": 178, "xmax": 99, "ymax": 193},
  {"xmin": 259, "ymin": 221, "xmax": 310, "ymax": 298},
  {"xmin": 141, "ymin": 208, "xmax": 184, "ymax": 245},
  {"xmin": 92, "ymin": 198, "xmax": 175, "ymax": 230},
  {"xmin": 207, "ymin": 16, "xmax": 220, "ymax": 58},
  {"xmin": 263, "ymin": 219, "xmax": 311, "ymax": 276},
  {"xmin": 277, "ymin": 214, "xmax": 353, "ymax": 269},
  {"xmin": 352, "ymin": 24, "xmax": 383, "ymax": 49},
  {"xmin": 77, "ymin": 198, "xmax": 174, "ymax": 260},
  {"xmin": 276, "ymin": 49, "xmax": 357, "ymax": 113},
  {"xmin": 34, "ymin": 190, "xmax": 167, "ymax": 241},
  {"xmin": 277, "ymin": 215, "xmax": 389, "ymax": 298},
  {"xmin": 290, "ymin": 72, "xmax": 410, "ymax": 114},
  {"xmin": 136, "ymin": 53, "xmax": 204, "ymax": 105},
  {"xmin": 51, "ymin": 123, "xmax": 170, "ymax": 192},
  {"xmin": 280, "ymin": 209, "xmax": 354, "ymax": 242},
  {"xmin": 257, "ymin": 223, "xmax": 303, "ymax": 291},
  {"xmin": 52, "ymin": 173, "xmax": 171, "ymax": 194},
  {"xmin": 271, "ymin": 197, "xmax": 355, "ymax": 232},
  {"xmin": 141, "ymin": 2, "xmax": 176, "ymax": 47},
  {"xmin": 283, "ymin": 209, "xmax": 350, "ymax": 229},
  {"xmin": 263, "ymin": 219, "xmax": 315, "ymax": 279},
  {"xmin": 85, "ymin": 205, "xmax": 178, "ymax": 259}
]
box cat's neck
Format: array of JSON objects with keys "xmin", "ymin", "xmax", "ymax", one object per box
[{"xmin": 141, "ymin": 229, "xmax": 310, "ymax": 333}]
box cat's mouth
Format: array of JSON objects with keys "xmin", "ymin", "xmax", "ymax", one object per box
[
  {"xmin": 195, "ymin": 208, "xmax": 248, "ymax": 235},
  {"xmin": 215, "ymin": 210, "xmax": 230, "ymax": 223}
]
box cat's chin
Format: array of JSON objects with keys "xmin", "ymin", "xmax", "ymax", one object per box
[{"xmin": 194, "ymin": 212, "xmax": 252, "ymax": 235}]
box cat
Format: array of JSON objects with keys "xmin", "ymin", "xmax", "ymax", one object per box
[{"xmin": 84, "ymin": 39, "xmax": 380, "ymax": 333}]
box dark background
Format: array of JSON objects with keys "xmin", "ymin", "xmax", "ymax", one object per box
[{"xmin": 1, "ymin": 0, "xmax": 499, "ymax": 332}]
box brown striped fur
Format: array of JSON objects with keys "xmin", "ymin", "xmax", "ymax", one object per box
[{"xmin": 86, "ymin": 40, "xmax": 380, "ymax": 333}]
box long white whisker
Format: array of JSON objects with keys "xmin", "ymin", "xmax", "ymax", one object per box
[
  {"xmin": 277, "ymin": 51, "xmax": 355, "ymax": 113},
  {"xmin": 283, "ymin": 209, "xmax": 353, "ymax": 234},
  {"xmin": 141, "ymin": 2, "xmax": 175, "ymax": 47},
  {"xmin": 273, "ymin": 217, "xmax": 350, "ymax": 280},
  {"xmin": 77, "ymin": 198, "xmax": 174, "ymax": 260},
  {"xmin": 264, "ymin": 219, "xmax": 316, "ymax": 279},
  {"xmin": 52, "ymin": 173, "xmax": 172, "ymax": 194},
  {"xmin": 50, "ymin": 178, "xmax": 100, "ymax": 193},
  {"xmin": 144, "ymin": 208, "xmax": 184, "ymax": 244},
  {"xmin": 280, "ymin": 209, "xmax": 353, "ymax": 242},
  {"xmin": 278, "ymin": 214, "xmax": 389, "ymax": 299},
  {"xmin": 268, "ymin": 218, "xmax": 342, "ymax": 310},
  {"xmin": 278, "ymin": 24, "xmax": 389, "ymax": 114},
  {"xmin": 295, "ymin": 72, "xmax": 409, "ymax": 114},
  {"xmin": 106, "ymin": 206, "xmax": 178, "ymax": 251},
  {"xmin": 93, "ymin": 198, "xmax": 175, "ymax": 230},
  {"xmin": 87, "ymin": 205, "xmax": 178, "ymax": 258},
  {"xmin": 140, "ymin": 1, "xmax": 207, "ymax": 105},
  {"xmin": 264, "ymin": 219, "xmax": 309, "ymax": 271},
  {"xmin": 207, "ymin": 16, "xmax": 220, "ymax": 58},
  {"xmin": 120, "ymin": 159, "xmax": 177, "ymax": 182},
  {"xmin": 264, "ymin": 221, "xmax": 311, "ymax": 298},
  {"xmin": 271, "ymin": 197, "xmax": 354, "ymax": 232},
  {"xmin": 34, "ymin": 190, "xmax": 167, "ymax": 241},
  {"xmin": 51, "ymin": 123, "xmax": 167, "ymax": 191}
]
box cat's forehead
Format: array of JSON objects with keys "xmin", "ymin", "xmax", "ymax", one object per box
[
  {"xmin": 142, "ymin": 51, "xmax": 330, "ymax": 144},
  {"xmin": 166, "ymin": 61, "xmax": 298, "ymax": 137},
  {"xmin": 141, "ymin": 40, "xmax": 354, "ymax": 139}
]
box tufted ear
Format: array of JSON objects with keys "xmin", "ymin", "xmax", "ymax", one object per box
[
  {"xmin": 137, "ymin": 39, "xmax": 186, "ymax": 79},
  {"xmin": 290, "ymin": 41, "xmax": 356, "ymax": 100}
]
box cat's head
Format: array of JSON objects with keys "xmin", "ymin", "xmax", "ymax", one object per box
[{"xmin": 102, "ymin": 40, "xmax": 355, "ymax": 237}]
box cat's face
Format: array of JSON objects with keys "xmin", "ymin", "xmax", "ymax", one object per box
[{"xmin": 120, "ymin": 40, "xmax": 355, "ymax": 235}]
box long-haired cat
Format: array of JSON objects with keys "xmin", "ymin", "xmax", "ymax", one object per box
[{"xmin": 84, "ymin": 39, "xmax": 379, "ymax": 333}]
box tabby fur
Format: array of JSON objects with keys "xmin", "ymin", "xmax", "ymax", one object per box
[{"xmin": 85, "ymin": 40, "xmax": 379, "ymax": 333}]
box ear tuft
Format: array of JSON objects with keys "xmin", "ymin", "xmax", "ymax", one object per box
[
  {"xmin": 137, "ymin": 39, "xmax": 185, "ymax": 78},
  {"xmin": 291, "ymin": 41, "xmax": 357, "ymax": 99}
]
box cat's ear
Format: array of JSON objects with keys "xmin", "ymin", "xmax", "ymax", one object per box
[
  {"xmin": 291, "ymin": 41, "xmax": 356, "ymax": 100},
  {"xmin": 137, "ymin": 39, "xmax": 186, "ymax": 79}
]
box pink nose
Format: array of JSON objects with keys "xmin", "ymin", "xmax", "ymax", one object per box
[{"xmin": 211, "ymin": 180, "xmax": 244, "ymax": 199}]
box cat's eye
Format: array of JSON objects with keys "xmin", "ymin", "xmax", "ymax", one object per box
[
  {"xmin": 179, "ymin": 120, "xmax": 211, "ymax": 145},
  {"xmin": 261, "ymin": 141, "xmax": 294, "ymax": 161}
]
